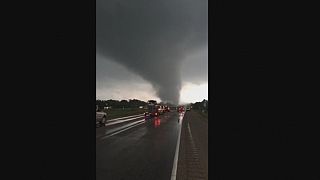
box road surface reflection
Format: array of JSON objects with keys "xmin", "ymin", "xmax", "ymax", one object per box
[{"xmin": 154, "ymin": 117, "xmax": 161, "ymax": 128}]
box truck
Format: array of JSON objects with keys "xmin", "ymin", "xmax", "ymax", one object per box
[{"xmin": 144, "ymin": 100, "xmax": 160, "ymax": 117}]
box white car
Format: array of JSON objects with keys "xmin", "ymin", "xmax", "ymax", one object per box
[{"xmin": 96, "ymin": 106, "xmax": 107, "ymax": 127}]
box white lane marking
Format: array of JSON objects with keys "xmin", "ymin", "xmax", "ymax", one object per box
[
  {"xmin": 105, "ymin": 119, "xmax": 145, "ymax": 135},
  {"xmin": 100, "ymin": 120, "xmax": 146, "ymax": 140},
  {"xmin": 105, "ymin": 116, "xmax": 145, "ymax": 126},
  {"xmin": 107, "ymin": 114, "xmax": 144, "ymax": 122},
  {"xmin": 171, "ymin": 113, "xmax": 185, "ymax": 180},
  {"xmin": 96, "ymin": 119, "xmax": 146, "ymax": 139}
]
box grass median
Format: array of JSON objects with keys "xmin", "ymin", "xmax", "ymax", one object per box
[{"xmin": 102, "ymin": 108, "xmax": 146, "ymax": 120}]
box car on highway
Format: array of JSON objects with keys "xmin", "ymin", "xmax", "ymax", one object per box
[
  {"xmin": 186, "ymin": 107, "xmax": 191, "ymax": 111},
  {"xmin": 96, "ymin": 105, "xmax": 107, "ymax": 127},
  {"xmin": 157, "ymin": 105, "xmax": 164, "ymax": 115},
  {"xmin": 177, "ymin": 106, "xmax": 185, "ymax": 113},
  {"xmin": 164, "ymin": 106, "xmax": 170, "ymax": 112}
]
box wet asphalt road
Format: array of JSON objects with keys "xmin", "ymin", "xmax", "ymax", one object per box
[{"xmin": 96, "ymin": 111, "xmax": 182, "ymax": 180}]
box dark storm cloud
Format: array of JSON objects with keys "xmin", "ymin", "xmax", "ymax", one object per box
[
  {"xmin": 97, "ymin": 0, "xmax": 207, "ymax": 104},
  {"xmin": 96, "ymin": 54, "xmax": 142, "ymax": 83},
  {"xmin": 181, "ymin": 48, "xmax": 208, "ymax": 84}
]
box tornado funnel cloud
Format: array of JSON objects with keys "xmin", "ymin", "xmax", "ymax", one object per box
[{"xmin": 97, "ymin": 0, "xmax": 208, "ymax": 104}]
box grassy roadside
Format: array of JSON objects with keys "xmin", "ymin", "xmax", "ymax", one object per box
[
  {"xmin": 102, "ymin": 108, "xmax": 146, "ymax": 120},
  {"xmin": 194, "ymin": 109, "xmax": 208, "ymax": 120}
]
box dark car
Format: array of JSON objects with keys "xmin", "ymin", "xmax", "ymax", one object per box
[{"xmin": 164, "ymin": 106, "xmax": 170, "ymax": 112}]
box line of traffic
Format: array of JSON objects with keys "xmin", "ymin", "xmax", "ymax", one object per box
[{"xmin": 97, "ymin": 112, "xmax": 176, "ymax": 140}]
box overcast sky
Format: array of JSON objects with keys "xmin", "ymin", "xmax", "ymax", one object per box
[{"xmin": 96, "ymin": 0, "xmax": 207, "ymax": 104}]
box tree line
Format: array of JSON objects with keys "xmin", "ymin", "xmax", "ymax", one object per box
[
  {"xmin": 96, "ymin": 99, "xmax": 208, "ymax": 110},
  {"xmin": 190, "ymin": 99, "xmax": 208, "ymax": 111},
  {"xmin": 96, "ymin": 99, "xmax": 147, "ymax": 109}
]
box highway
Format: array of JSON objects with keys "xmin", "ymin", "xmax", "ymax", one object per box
[{"xmin": 96, "ymin": 111, "xmax": 184, "ymax": 180}]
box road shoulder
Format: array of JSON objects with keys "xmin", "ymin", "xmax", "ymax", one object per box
[{"xmin": 176, "ymin": 111, "xmax": 208, "ymax": 180}]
